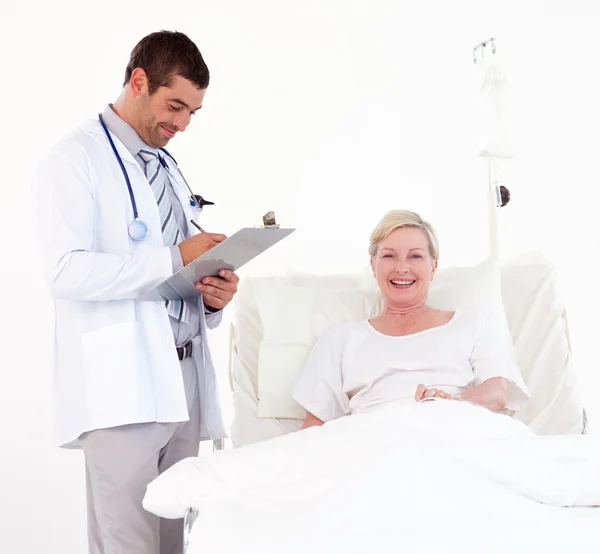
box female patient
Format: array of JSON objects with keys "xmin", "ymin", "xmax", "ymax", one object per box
[{"xmin": 293, "ymin": 210, "xmax": 529, "ymax": 429}]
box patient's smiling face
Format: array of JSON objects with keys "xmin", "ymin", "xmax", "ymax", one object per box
[{"xmin": 371, "ymin": 226, "xmax": 437, "ymax": 312}]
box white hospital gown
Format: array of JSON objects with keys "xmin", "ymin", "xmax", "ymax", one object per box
[{"xmin": 292, "ymin": 306, "xmax": 529, "ymax": 423}]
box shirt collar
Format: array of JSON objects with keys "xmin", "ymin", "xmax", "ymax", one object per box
[{"xmin": 100, "ymin": 104, "xmax": 155, "ymax": 160}]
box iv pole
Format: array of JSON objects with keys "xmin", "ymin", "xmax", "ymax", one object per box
[{"xmin": 473, "ymin": 38, "xmax": 511, "ymax": 262}]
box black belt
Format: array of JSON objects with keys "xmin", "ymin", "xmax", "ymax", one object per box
[{"xmin": 176, "ymin": 340, "xmax": 193, "ymax": 361}]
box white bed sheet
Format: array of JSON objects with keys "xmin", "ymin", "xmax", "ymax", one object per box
[
  {"xmin": 144, "ymin": 401, "xmax": 600, "ymax": 554},
  {"xmin": 185, "ymin": 492, "xmax": 599, "ymax": 554}
]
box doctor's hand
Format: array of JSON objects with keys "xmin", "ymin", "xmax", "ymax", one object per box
[
  {"xmin": 196, "ymin": 269, "xmax": 239, "ymax": 311},
  {"xmin": 179, "ymin": 233, "xmax": 227, "ymax": 266}
]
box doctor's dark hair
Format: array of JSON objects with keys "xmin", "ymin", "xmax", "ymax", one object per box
[{"xmin": 123, "ymin": 31, "xmax": 210, "ymax": 94}]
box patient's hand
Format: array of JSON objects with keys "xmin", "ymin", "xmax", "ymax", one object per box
[
  {"xmin": 301, "ymin": 411, "xmax": 325, "ymax": 430},
  {"xmin": 415, "ymin": 379, "xmax": 508, "ymax": 411},
  {"xmin": 414, "ymin": 384, "xmax": 454, "ymax": 402}
]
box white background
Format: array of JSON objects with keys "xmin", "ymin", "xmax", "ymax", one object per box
[{"xmin": 2, "ymin": 1, "xmax": 600, "ymax": 551}]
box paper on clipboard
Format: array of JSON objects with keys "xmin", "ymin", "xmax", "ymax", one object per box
[{"xmin": 139, "ymin": 227, "xmax": 295, "ymax": 301}]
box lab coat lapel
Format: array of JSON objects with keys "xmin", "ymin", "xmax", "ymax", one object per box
[{"xmin": 86, "ymin": 119, "xmax": 164, "ymax": 247}]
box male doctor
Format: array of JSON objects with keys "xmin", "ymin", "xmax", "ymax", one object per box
[{"xmin": 33, "ymin": 31, "xmax": 238, "ymax": 554}]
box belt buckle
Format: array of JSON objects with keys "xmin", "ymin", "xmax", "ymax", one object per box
[{"xmin": 178, "ymin": 340, "xmax": 192, "ymax": 361}]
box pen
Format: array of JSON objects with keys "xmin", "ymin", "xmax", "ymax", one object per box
[{"xmin": 190, "ymin": 220, "xmax": 205, "ymax": 233}]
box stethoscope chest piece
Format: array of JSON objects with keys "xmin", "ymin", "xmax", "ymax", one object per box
[{"xmin": 129, "ymin": 219, "xmax": 149, "ymax": 241}]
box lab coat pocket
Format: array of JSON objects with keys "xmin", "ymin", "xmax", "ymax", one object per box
[{"xmin": 82, "ymin": 321, "xmax": 140, "ymax": 423}]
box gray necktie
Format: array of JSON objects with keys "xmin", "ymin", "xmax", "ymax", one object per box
[{"xmin": 138, "ymin": 148, "xmax": 190, "ymax": 323}]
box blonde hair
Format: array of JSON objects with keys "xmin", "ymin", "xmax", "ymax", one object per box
[{"xmin": 369, "ymin": 210, "xmax": 439, "ymax": 260}]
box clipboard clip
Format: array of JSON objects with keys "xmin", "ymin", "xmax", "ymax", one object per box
[{"xmin": 262, "ymin": 211, "xmax": 280, "ymax": 229}]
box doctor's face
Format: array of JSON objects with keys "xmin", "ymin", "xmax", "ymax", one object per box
[
  {"xmin": 370, "ymin": 227, "xmax": 437, "ymax": 312},
  {"xmin": 135, "ymin": 74, "xmax": 206, "ymax": 148}
]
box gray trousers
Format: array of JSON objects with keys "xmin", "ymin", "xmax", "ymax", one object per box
[{"xmin": 80, "ymin": 356, "xmax": 200, "ymax": 554}]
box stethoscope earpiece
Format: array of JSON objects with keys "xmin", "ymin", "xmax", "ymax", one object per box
[{"xmin": 191, "ymin": 194, "xmax": 215, "ymax": 209}]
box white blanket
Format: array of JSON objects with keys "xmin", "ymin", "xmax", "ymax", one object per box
[{"xmin": 144, "ymin": 401, "xmax": 600, "ymax": 554}]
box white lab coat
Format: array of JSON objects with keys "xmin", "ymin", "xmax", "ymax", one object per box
[{"xmin": 33, "ymin": 118, "xmax": 227, "ymax": 448}]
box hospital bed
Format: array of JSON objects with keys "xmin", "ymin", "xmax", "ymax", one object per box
[
  {"xmin": 166, "ymin": 251, "xmax": 593, "ymax": 554},
  {"xmin": 227, "ymin": 252, "xmax": 587, "ymax": 445}
]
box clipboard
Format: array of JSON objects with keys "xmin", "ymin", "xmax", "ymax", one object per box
[{"xmin": 139, "ymin": 227, "xmax": 295, "ymax": 301}]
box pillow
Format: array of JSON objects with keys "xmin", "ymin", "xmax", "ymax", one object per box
[
  {"xmin": 253, "ymin": 278, "xmax": 381, "ymax": 419},
  {"xmin": 499, "ymin": 251, "xmax": 584, "ymax": 434},
  {"xmin": 253, "ymin": 257, "xmax": 516, "ymax": 419},
  {"xmin": 428, "ymin": 258, "xmax": 515, "ymax": 355},
  {"xmin": 254, "ymin": 285, "xmax": 317, "ymax": 345}
]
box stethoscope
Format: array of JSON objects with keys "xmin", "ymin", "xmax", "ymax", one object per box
[{"xmin": 98, "ymin": 113, "xmax": 213, "ymax": 241}]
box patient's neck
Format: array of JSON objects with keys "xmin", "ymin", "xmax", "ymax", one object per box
[{"xmin": 382, "ymin": 302, "xmax": 429, "ymax": 319}]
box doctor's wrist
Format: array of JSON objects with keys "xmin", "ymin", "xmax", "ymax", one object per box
[{"xmin": 178, "ymin": 241, "xmax": 194, "ymax": 267}]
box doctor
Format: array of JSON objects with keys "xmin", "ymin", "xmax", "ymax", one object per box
[{"xmin": 33, "ymin": 31, "xmax": 238, "ymax": 554}]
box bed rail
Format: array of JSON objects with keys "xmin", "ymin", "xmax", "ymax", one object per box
[
  {"xmin": 183, "ymin": 507, "xmax": 198, "ymax": 554},
  {"xmin": 182, "ymin": 439, "xmax": 225, "ymax": 553}
]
